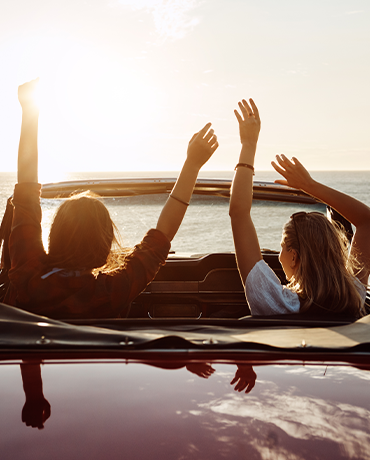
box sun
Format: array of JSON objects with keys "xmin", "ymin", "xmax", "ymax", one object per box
[{"xmin": 19, "ymin": 37, "xmax": 164, "ymax": 176}]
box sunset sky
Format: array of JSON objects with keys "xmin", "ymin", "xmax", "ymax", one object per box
[{"xmin": 0, "ymin": 0, "xmax": 369, "ymax": 179}]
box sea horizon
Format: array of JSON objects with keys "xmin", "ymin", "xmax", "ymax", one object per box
[{"xmin": 2, "ymin": 170, "xmax": 370, "ymax": 253}]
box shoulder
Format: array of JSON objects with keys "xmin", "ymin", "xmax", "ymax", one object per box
[{"xmin": 245, "ymin": 260, "xmax": 300, "ymax": 315}]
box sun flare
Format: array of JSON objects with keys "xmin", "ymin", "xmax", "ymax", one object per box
[{"xmin": 18, "ymin": 39, "xmax": 164, "ymax": 174}]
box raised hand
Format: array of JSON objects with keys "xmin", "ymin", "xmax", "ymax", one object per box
[
  {"xmin": 271, "ymin": 154, "xmax": 314, "ymax": 191},
  {"xmin": 18, "ymin": 78, "xmax": 39, "ymax": 111},
  {"xmin": 186, "ymin": 123, "xmax": 218, "ymax": 170},
  {"xmin": 234, "ymin": 98, "xmax": 260, "ymax": 147}
]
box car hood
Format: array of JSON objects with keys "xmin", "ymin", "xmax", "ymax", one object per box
[
  {"xmin": 1, "ymin": 303, "xmax": 370, "ymax": 459},
  {"xmin": 1, "ymin": 358, "xmax": 370, "ymax": 460}
]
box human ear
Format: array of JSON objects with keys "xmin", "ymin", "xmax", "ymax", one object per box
[{"xmin": 290, "ymin": 249, "xmax": 298, "ymax": 268}]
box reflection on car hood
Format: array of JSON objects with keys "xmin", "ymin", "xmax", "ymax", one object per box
[
  {"xmin": 1, "ymin": 303, "xmax": 370, "ymax": 459},
  {"xmin": 1, "ymin": 358, "xmax": 370, "ymax": 459}
]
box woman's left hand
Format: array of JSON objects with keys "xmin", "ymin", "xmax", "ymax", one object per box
[
  {"xmin": 271, "ymin": 155, "xmax": 314, "ymax": 191},
  {"xmin": 18, "ymin": 78, "xmax": 39, "ymax": 111}
]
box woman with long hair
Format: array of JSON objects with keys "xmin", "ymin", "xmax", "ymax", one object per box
[
  {"xmin": 229, "ymin": 99, "xmax": 370, "ymax": 318},
  {"xmin": 4, "ymin": 79, "xmax": 218, "ymax": 319}
]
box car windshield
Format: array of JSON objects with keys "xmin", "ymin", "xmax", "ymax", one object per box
[
  {"xmin": 40, "ymin": 192, "xmax": 326, "ymax": 254},
  {"xmin": 35, "ymin": 170, "xmax": 367, "ymax": 254}
]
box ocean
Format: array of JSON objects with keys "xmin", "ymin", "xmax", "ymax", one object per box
[{"xmin": 1, "ymin": 171, "xmax": 370, "ymax": 254}]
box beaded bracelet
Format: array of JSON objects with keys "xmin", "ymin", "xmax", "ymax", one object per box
[
  {"xmin": 169, "ymin": 194, "xmax": 189, "ymax": 206},
  {"xmin": 234, "ymin": 163, "xmax": 255, "ymax": 175}
]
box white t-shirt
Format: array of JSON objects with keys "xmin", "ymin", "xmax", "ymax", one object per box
[{"xmin": 245, "ymin": 259, "xmax": 366, "ymax": 316}]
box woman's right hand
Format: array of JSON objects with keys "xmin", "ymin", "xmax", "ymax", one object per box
[
  {"xmin": 271, "ymin": 154, "xmax": 315, "ymax": 191},
  {"xmin": 234, "ymin": 98, "xmax": 260, "ymax": 147},
  {"xmin": 186, "ymin": 123, "xmax": 218, "ymax": 170}
]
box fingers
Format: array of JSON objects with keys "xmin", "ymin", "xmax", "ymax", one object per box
[
  {"xmin": 198, "ymin": 122, "xmax": 212, "ymax": 138},
  {"xmin": 274, "ymin": 179, "xmax": 289, "ymax": 186},
  {"xmin": 238, "ymin": 100, "xmax": 252, "ymax": 118},
  {"xmin": 211, "ymin": 140, "xmax": 219, "ymax": 152},
  {"xmin": 272, "ymin": 154, "xmax": 296, "ymax": 174},
  {"xmin": 292, "ymin": 156, "xmax": 304, "ymax": 168},
  {"xmin": 271, "ymin": 160, "xmax": 286, "ymax": 176},
  {"xmin": 278, "ymin": 154, "xmax": 295, "ymax": 169},
  {"xmin": 244, "ymin": 380, "xmax": 256, "ymax": 394},
  {"xmin": 249, "ymin": 98, "xmax": 260, "ymax": 122},
  {"xmin": 193, "ymin": 123, "xmax": 217, "ymax": 146},
  {"xmin": 204, "ymin": 128, "xmax": 215, "ymax": 143},
  {"xmin": 234, "ymin": 109, "xmax": 243, "ymax": 123},
  {"xmin": 234, "ymin": 98, "xmax": 259, "ymax": 129},
  {"xmin": 234, "ymin": 380, "xmax": 247, "ymax": 392},
  {"xmin": 242, "ymin": 99, "xmax": 255, "ymax": 117},
  {"xmin": 202, "ymin": 127, "xmax": 218, "ymax": 150}
]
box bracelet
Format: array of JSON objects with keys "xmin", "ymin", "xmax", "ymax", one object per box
[
  {"xmin": 169, "ymin": 194, "xmax": 189, "ymax": 206},
  {"xmin": 234, "ymin": 163, "xmax": 255, "ymax": 174}
]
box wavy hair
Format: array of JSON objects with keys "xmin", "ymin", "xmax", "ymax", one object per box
[
  {"xmin": 282, "ymin": 212, "xmax": 366, "ymax": 318},
  {"xmin": 48, "ymin": 191, "xmax": 129, "ymax": 275}
]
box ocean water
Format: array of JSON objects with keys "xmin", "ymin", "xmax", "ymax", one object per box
[{"xmin": 1, "ymin": 171, "xmax": 370, "ymax": 254}]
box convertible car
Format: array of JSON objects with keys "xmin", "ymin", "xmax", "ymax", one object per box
[{"xmin": 0, "ymin": 178, "xmax": 369, "ymax": 460}]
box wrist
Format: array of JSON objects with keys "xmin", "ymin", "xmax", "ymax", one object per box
[
  {"xmin": 302, "ymin": 178, "xmax": 319, "ymax": 194},
  {"xmin": 183, "ymin": 157, "xmax": 202, "ymax": 174},
  {"xmin": 21, "ymin": 108, "xmax": 40, "ymax": 120},
  {"xmin": 240, "ymin": 139, "xmax": 258, "ymax": 149},
  {"xmin": 238, "ymin": 144, "xmax": 256, "ymax": 164}
]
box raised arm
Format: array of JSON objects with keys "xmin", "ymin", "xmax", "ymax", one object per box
[
  {"xmin": 156, "ymin": 123, "xmax": 218, "ymax": 241},
  {"xmin": 229, "ymin": 99, "xmax": 262, "ymax": 285},
  {"xmin": 272, "ymin": 155, "xmax": 370, "ymax": 284},
  {"xmin": 17, "ymin": 79, "xmax": 40, "ymax": 184}
]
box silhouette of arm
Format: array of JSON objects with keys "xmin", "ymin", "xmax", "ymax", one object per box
[
  {"xmin": 17, "ymin": 79, "xmax": 39, "ymax": 184},
  {"xmin": 20, "ymin": 362, "xmax": 51, "ymax": 429}
]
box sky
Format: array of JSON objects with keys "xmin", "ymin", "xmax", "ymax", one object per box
[{"xmin": 0, "ymin": 0, "xmax": 369, "ymax": 179}]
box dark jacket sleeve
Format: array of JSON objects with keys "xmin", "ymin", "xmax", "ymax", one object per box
[
  {"xmin": 8, "ymin": 183, "xmax": 47, "ymax": 303},
  {"xmin": 97, "ymin": 228, "xmax": 171, "ymax": 317}
]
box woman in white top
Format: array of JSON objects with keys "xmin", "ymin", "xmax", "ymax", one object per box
[{"xmin": 229, "ymin": 99, "xmax": 370, "ymax": 318}]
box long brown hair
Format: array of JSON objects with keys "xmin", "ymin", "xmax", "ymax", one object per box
[
  {"xmin": 283, "ymin": 212, "xmax": 366, "ymax": 318},
  {"xmin": 48, "ymin": 191, "xmax": 129, "ymax": 274}
]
